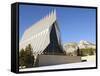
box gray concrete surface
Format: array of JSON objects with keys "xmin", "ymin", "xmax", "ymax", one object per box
[{"xmin": 38, "ymin": 55, "xmax": 81, "ymax": 66}]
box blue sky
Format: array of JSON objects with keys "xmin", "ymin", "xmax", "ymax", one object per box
[{"xmin": 19, "ymin": 4, "xmax": 96, "ymax": 44}]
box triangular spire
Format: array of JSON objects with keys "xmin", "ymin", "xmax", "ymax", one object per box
[
  {"xmin": 53, "ymin": 9, "xmax": 56, "ymax": 20},
  {"xmin": 54, "ymin": 9, "xmax": 56, "ymax": 16}
]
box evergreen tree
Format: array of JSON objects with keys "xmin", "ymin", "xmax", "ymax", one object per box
[
  {"xmin": 19, "ymin": 44, "xmax": 34, "ymax": 68},
  {"xmin": 77, "ymin": 47, "xmax": 80, "ymax": 56},
  {"xmin": 19, "ymin": 48, "xmax": 26, "ymax": 68},
  {"xmin": 24, "ymin": 44, "xmax": 34, "ymax": 68}
]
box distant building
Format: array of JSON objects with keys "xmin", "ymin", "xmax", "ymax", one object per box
[{"xmin": 20, "ymin": 10, "xmax": 64, "ymax": 56}]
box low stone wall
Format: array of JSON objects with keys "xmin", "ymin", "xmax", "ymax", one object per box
[{"xmin": 38, "ymin": 55, "xmax": 81, "ymax": 66}]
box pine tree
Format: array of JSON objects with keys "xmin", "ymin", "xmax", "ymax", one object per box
[
  {"xmin": 19, "ymin": 48, "xmax": 26, "ymax": 68},
  {"xmin": 24, "ymin": 44, "xmax": 34, "ymax": 68},
  {"xmin": 77, "ymin": 47, "xmax": 80, "ymax": 56},
  {"xmin": 19, "ymin": 44, "xmax": 35, "ymax": 68}
]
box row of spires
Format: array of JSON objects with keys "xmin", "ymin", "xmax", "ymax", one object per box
[
  {"xmin": 41, "ymin": 9, "xmax": 56, "ymax": 22},
  {"xmin": 22, "ymin": 9, "xmax": 57, "ymax": 38}
]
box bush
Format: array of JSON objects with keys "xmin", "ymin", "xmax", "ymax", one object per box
[{"xmin": 80, "ymin": 48, "xmax": 95, "ymax": 56}]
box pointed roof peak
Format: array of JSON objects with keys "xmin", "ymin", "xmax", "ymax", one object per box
[
  {"xmin": 53, "ymin": 9, "xmax": 56, "ymax": 14},
  {"xmin": 51, "ymin": 9, "xmax": 56, "ymax": 19}
]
